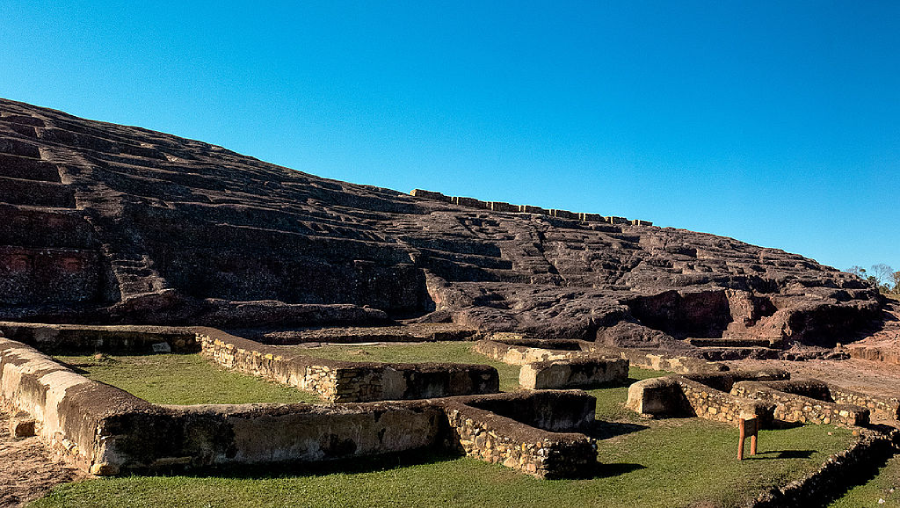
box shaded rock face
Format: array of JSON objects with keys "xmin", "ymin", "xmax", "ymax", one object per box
[{"xmin": 0, "ymin": 98, "xmax": 884, "ymax": 347}]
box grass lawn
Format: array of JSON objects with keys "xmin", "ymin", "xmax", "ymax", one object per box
[
  {"xmin": 53, "ymin": 354, "xmax": 321, "ymax": 405},
  {"xmin": 830, "ymin": 453, "xmax": 900, "ymax": 507},
  {"xmin": 38, "ymin": 343, "xmax": 855, "ymax": 508}
]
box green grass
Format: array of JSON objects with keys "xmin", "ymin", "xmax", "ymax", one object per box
[
  {"xmin": 829, "ymin": 452, "xmax": 900, "ymax": 507},
  {"xmin": 289, "ymin": 342, "xmax": 524, "ymax": 392},
  {"xmin": 53, "ymin": 354, "xmax": 321, "ymax": 405}
]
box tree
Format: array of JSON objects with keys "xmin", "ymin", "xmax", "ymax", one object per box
[
  {"xmin": 847, "ymin": 266, "xmax": 867, "ymax": 278},
  {"xmin": 846, "ymin": 264, "xmax": 899, "ymax": 293},
  {"xmin": 871, "ymin": 264, "xmax": 895, "ymax": 291}
]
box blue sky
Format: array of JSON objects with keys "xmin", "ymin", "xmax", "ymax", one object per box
[{"xmin": 2, "ymin": 1, "xmax": 897, "ymax": 272}]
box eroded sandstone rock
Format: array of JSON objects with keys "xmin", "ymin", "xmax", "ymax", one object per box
[{"xmin": 0, "ymin": 98, "xmax": 884, "ymax": 349}]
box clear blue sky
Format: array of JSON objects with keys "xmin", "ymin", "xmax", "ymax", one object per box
[{"xmin": 2, "ymin": 1, "xmax": 897, "ymax": 272}]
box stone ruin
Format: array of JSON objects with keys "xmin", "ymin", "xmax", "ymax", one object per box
[
  {"xmin": 0, "ymin": 97, "xmax": 897, "ymax": 496},
  {"xmin": 2, "ymin": 321, "xmax": 897, "ymax": 484},
  {"xmin": 0, "ymin": 323, "xmax": 598, "ymax": 479}
]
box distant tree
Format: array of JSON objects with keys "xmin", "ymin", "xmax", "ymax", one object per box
[
  {"xmin": 846, "ymin": 264, "xmax": 898, "ymax": 293},
  {"xmin": 847, "ymin": 266, "xmax": 867, "ymax": 278},
  {"xmin": 871, "ymin": 264, "xmax": 895, "ymax": 292}
]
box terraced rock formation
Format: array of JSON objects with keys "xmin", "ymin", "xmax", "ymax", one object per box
[{"xmin": 0, "ymin": 98, "xmax": 884, "ymax": 353}]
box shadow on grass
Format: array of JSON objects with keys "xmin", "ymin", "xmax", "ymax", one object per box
[
  {"xmin": 587, "ymin": 420, "xmax": 650, "ymax": 440},
  {"xmin": 743, "ymin": 449, "xmax": 815, "ymax": 460},
  {"xmin": 595, "ymin": 462, "xmax": 646, "ymax": 478},
  {"xmin": 144, "ymin": 449, "xmax": 462, "ymax": 480}
]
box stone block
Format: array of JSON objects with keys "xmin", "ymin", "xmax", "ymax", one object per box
[
  {"xmin": 453, "ymin": 196, "xmax": 488, "ymax": 209},
  {"xmin": 410, "ymin": 189, "xmax": 451, "ymax": 202},
  {"xmin": 520, "ymin": 357, "xmax": 628, "ymax": 389},
  {"xmin": 488, "ymin": 201, "xmax": 517, "ymax": 213},
  {"xmin": 518, "ymin": 205, "xmax": 548, "ymax": 215},
  {"xmin": 626, "ymin": 377, "xmax": 684, "ymax": 415},
  {"xmin": 549, "ymin": 209, "xmax": 578, "ymax": 220}
]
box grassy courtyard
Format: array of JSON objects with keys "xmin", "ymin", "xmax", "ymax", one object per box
[
  {"xmin": 37, "ymin": 342, "xmax": 857, "ymax": 507},
  {"xmin": 52, "ymin": 353, "xmax": 321, "ymax": 405}
]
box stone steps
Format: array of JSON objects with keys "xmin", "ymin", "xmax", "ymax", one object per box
[
  {"xmin": 0, "ymin": 153, "xmax": 61, "ymax": 182},
  {"xmin": 0, "ymin": 175, "xmax": 75, "ymax": 208}
]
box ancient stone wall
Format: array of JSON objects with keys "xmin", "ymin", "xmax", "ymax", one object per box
[
  {"xmin": 410, "ymin": 189, "xmax": 653, "ymax": 227},
  {"xmin": 1, "ymin": 334, "xmax": 597, "ymax": 479},
  {"xmin": 675, "ymin": 377, "xmax": 775, "ymax": 424},
  {"xmin": 0, "ymin": 336, "xmax": 153, "ymax": 473},
  {"xmin": 730, "ymin": 381, "xmax": 869, "ymax": 426},
  {"xmin": 443, "ymin": 390, "xmax": 597, "ymax": 479},
  {"xmin": 473, "ymin": 338, "xmax": 587, "ymax": 366},
  {"xmin": 476, "ymin": 337, "xmax": 725, "ymax": 375},
  {"xmin": 444, "ymin": 402, "xmax": 596, "ymax": 479},
  {"xmin": 460, "ymin": 390, "xmax": 596, "ymax": 432},
  {"xmin": 829, "ymin": 388, "xmax": 900, "ymax": 421},
  {"xmin": 626, "ymin": 376, "xmax": 774, "ymax": 425},
  {"xmin": 519, "ymin": 357, "xmax": 629, "ymax": 390},
  {"xmin": 197, "ymin": 328, "xmax": 499, "ymax": 402},
  {"xmin": 596, "ymin": 347, "xmax": 727, "ymax": 374},
  {"xmin": 0, "ymin": 322, "xmax": 198, "ymax": 354},
  {"xmin": 681, "ymin": 369, "xmax": 790, "ymax": 393}
]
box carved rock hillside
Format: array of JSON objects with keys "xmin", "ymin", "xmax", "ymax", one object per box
[{"xmin": 0, "ymin": 98, "xmax": 883, "ymax": 349}]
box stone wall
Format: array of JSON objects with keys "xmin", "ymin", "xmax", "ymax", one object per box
[
  {"xmin": 1, "ymin": 335, "xmax": 597, "ymax": 479},
  {"xmin": 730, "ymin": 381, "xmax": 869, "ymax": 426},
  {"xmin": 675, "ymin": 377, "xmax": 775, "ymax": 425},
  {"xmin": 682, "ymin": 369, "xmax": 790, "ymax": 393},
  {"xmin": 0, "ymin": 321, "xmax": 198, "ymax": 354},
  {"xmin": 444, "ymin": 402, "xmax": 596, "ymax": 479},
  {"xmin": 197, "ymin": 328, "xmax": 499, "ymax": 403},
  {"xmin": 520, "ymin": 357, "xmax": 629, "ymax": 390},
  {"xmin": 410, "ymin": 189, "xmax": 653, "ymax": 227},
  {"xmin": 0, "ymin": 335, "xmax": 154, "ymax": 473},
  {"xmin": 830, "ymin": 388, "xmax": 900, "ymax": 421},
  {"xmin": 443, "ymin": 390, "xmax": 597, "ymax": 479},
  {"xmin": 475, "ymin": 337, "xmax": 726, "ymax": 375},
  {"xmin": 473, "ymin": 338, "xmax": 588, "ymax": 366},
  {"xmin": 594, "ymin": 346, "xmax": 727, "ymax": 374},
  {"xmin": 461, "ymin": 390, "xmax": 596, "ymax": 432},
  {"xmin": 626, "ymin": 376, "xmax": 774, "ymax": 425}
]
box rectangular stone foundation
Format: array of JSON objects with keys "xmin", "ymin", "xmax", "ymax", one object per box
[
  {"xmin": 0, "ymin": 335, "xmax": 597, "ymax": 479},
  {"xmin": 520, "ymin": 357, "xmax": 628, "ymax": 389},
  {"xmin": 197, "ymin": 328, "xmax": 499, "ymax": 402},
  {"xmin": 731, "ymin": 381, "xmax": 869, "ymax": 426}
]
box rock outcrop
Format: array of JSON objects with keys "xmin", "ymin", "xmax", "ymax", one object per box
[{"xmin": 0, "ymin": 98, "xmax": 883, "ymax": 349}]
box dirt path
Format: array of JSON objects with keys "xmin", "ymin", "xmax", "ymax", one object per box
[
  {"xmin": 726, "ymin": 357, "xmax": 900, "ymax": 426},
  {"xmin": 0, "ymin": 410, "xmax": 86, "ymax": 507}
]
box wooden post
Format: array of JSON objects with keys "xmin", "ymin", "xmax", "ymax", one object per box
[
  {"xmin": 738, "ymin": 416, "xmax": 759, "ymax": 460},
  {"xmin": 749, "ymin": 417, "xmax": 758, "ymax": 456}
]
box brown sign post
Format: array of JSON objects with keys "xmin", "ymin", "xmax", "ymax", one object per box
[{"xmin": 737, "ymin": 416, "xmax": 758, "ymax": 460}]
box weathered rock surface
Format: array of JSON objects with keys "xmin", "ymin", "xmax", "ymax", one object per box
[{"xmin": 0, "ymin": 98, "xmax": 884, "ymax": 349}]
